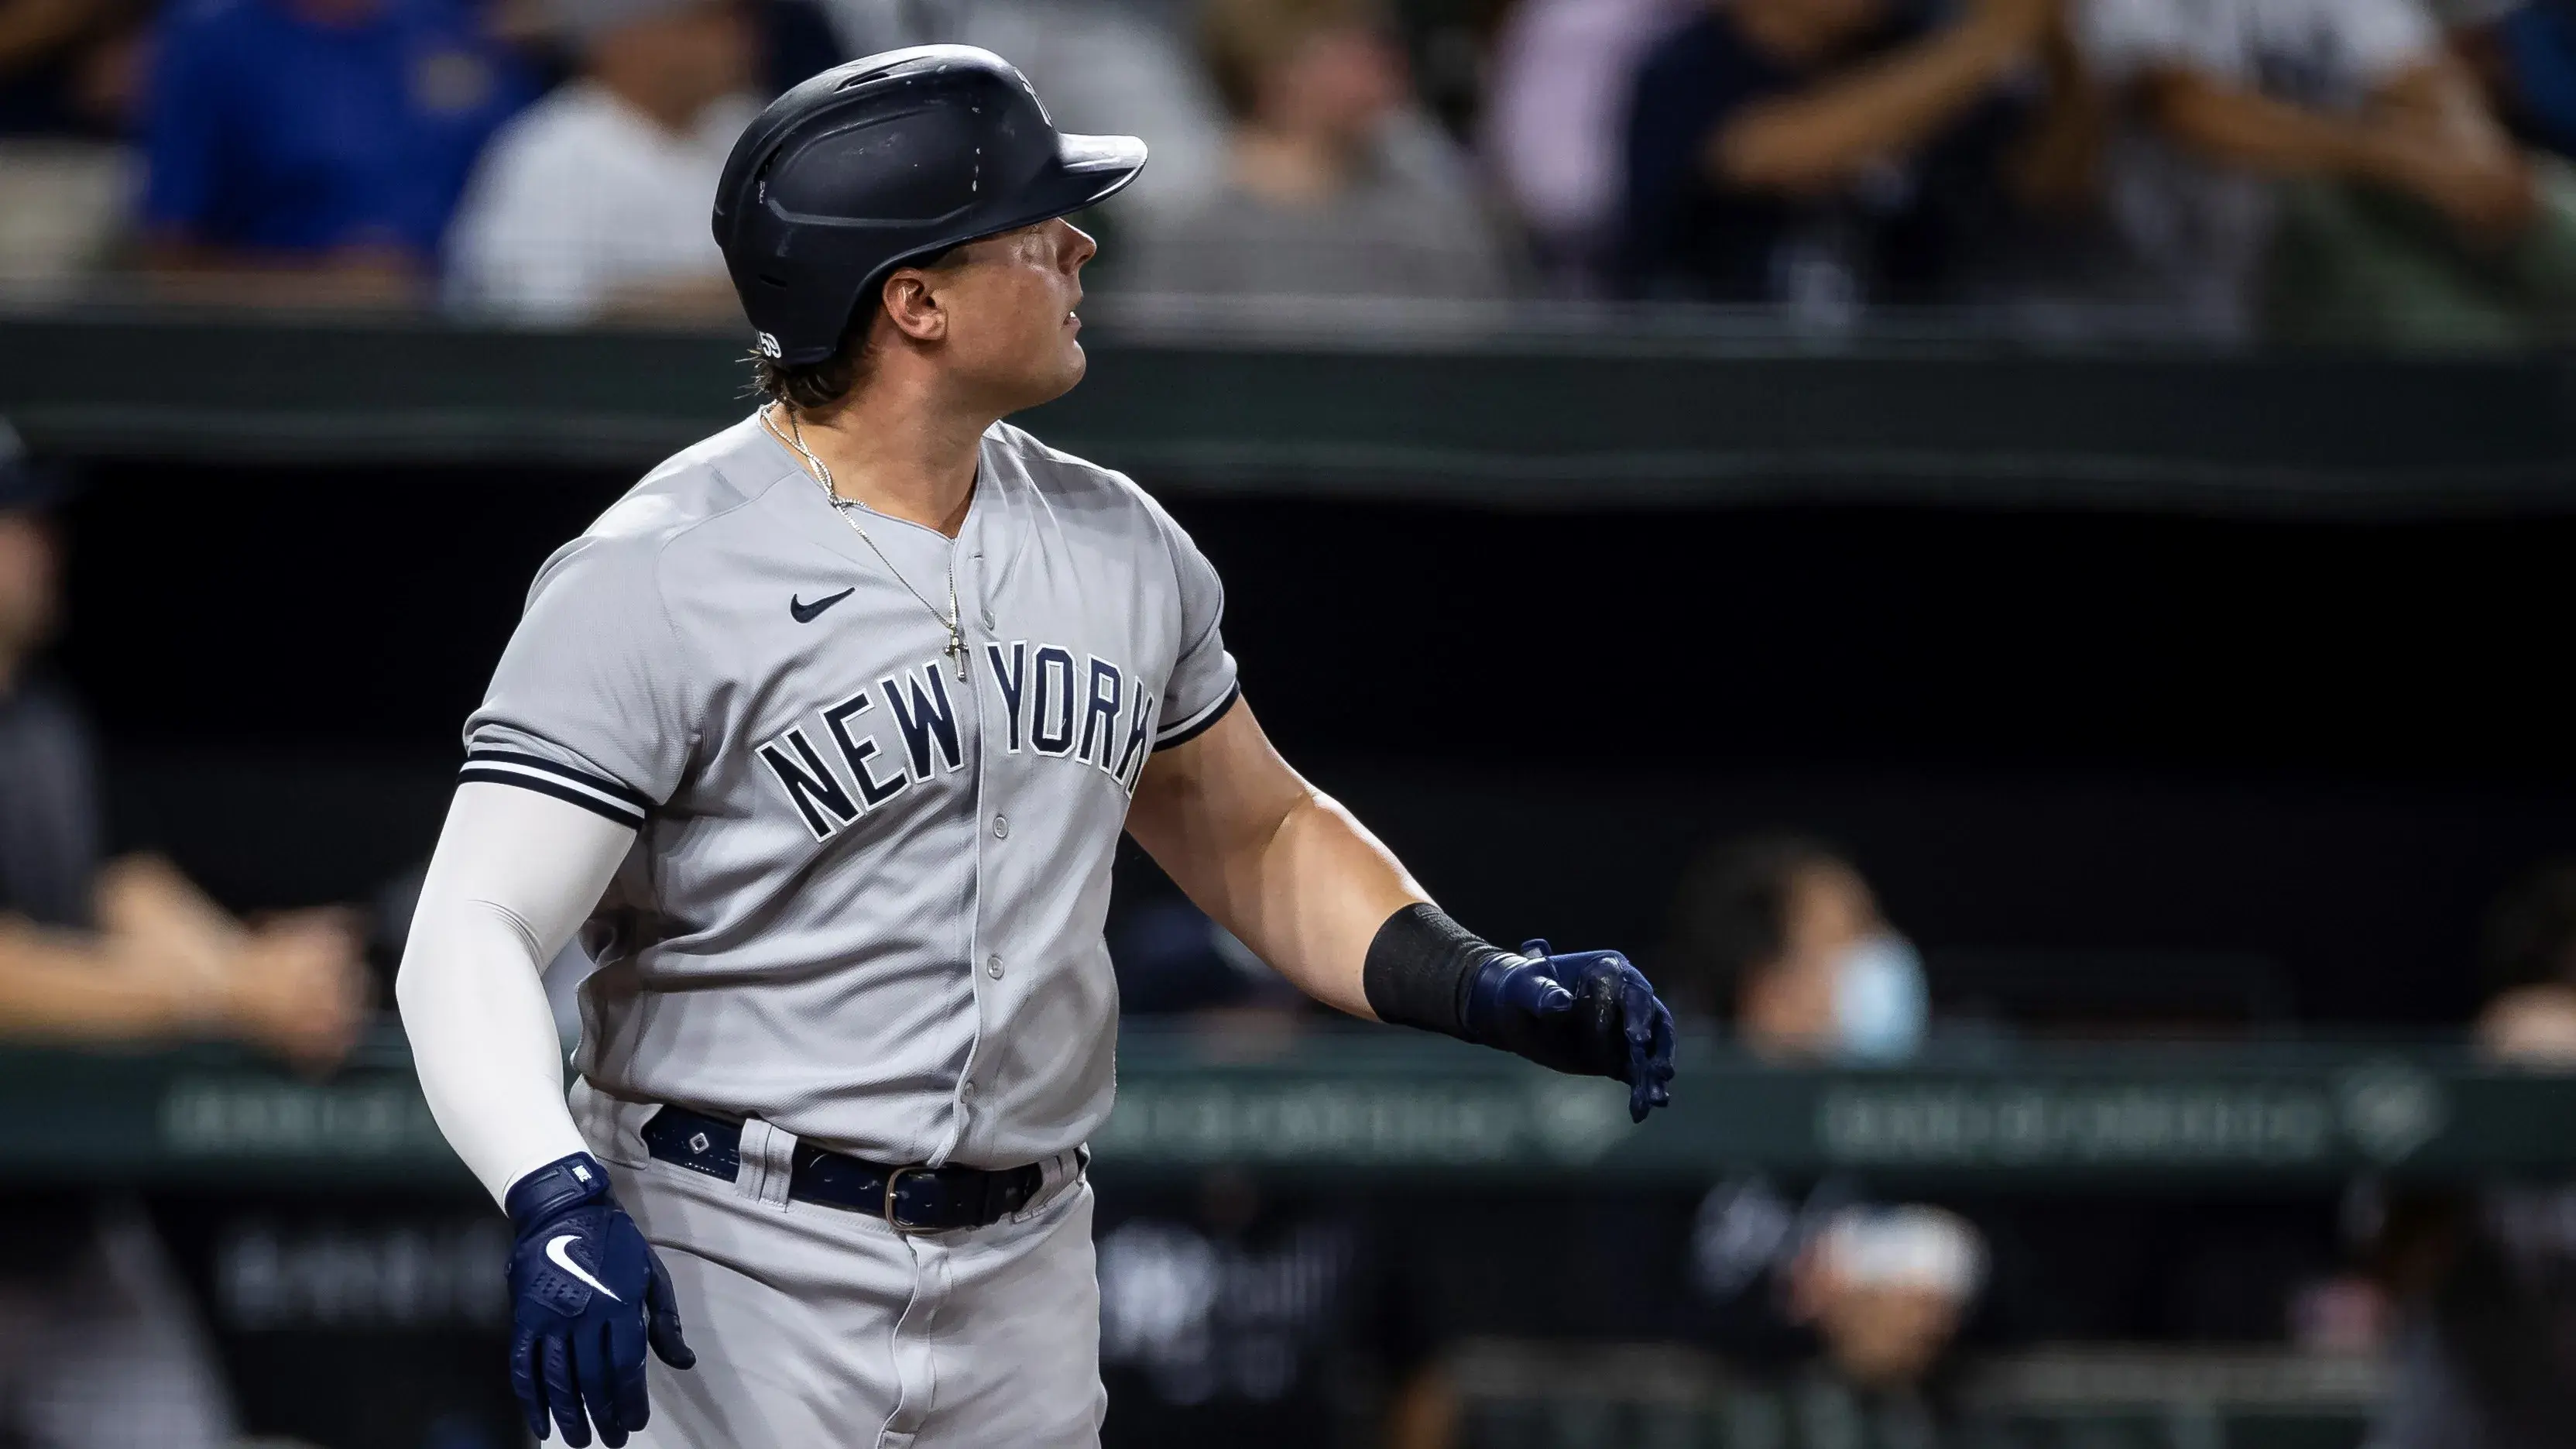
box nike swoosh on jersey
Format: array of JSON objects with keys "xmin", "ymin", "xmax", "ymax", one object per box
[
  {"xmin": 544, "ymin": 1234, "xmax": 623, "ymax": 1301},
  {"xmin": 791, "ymin": 588, "xmax": 856, "ymax": 623}
]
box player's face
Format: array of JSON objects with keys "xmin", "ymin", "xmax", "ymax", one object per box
[{"xmin": 934, "ymin": 218, "xmax": 1099, "ymax": 413}]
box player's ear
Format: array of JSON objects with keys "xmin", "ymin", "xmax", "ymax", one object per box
[{"xmin": 880, "ymin": 270, "xmax": 948, "ymax": 344}]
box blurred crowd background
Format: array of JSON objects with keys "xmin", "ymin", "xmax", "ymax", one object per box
[
  {"xmin": 10, "ymin": 0, "xmax": 2576, "ymax": 1446},
  {"xmin": 13, "ymin": 0, "xmax": 2576, "ymax": 339}
]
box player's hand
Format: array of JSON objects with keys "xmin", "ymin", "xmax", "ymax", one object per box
[
  {"xmin": 506, "ymin": 1153, "xmax": 695, "ymax": 1447},
  {"xmin": 1465, "ymin": 940, "xmax": 1677, "ymax": 1122}
]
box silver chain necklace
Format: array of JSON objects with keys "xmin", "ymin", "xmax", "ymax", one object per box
[{"xmin": 767, "ymin": 405, "xmax": 969, "ymax": 682}]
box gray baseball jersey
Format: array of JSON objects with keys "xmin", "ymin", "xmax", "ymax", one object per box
[{"xmin": 461, "ymin": 412, "xmax": 1239, "ymax": 1170}]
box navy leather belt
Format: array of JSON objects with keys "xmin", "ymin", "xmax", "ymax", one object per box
[{"xmin": 640, "ymin": 1105, "xmax": 1044, "ymax": 1233}]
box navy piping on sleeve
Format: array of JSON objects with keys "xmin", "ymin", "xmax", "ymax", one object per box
[
  {"xmin": 458, "ymin": 749, "xmax": 651, "ymax": 829},
  {"xmin": 1154, "ymin": 680, "xmax": 1241, "ymax": 750}
]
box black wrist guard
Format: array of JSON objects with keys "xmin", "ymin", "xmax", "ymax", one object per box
[
  {"xmin": 503, "ymin": 1151, "xmax": 612, "ymax": 1231},
  {"xmin": 1363, "ymin": 903, "xmax": 1505, "ymax": 1041}
]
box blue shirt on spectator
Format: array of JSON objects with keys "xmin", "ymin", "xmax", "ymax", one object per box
[
  {"xmin": 1620, "ymin": 4, "xmax": 2017, "ymax": 307},
  {"xmin": 2498, "ymin": 1, "xmax": 2576, "ymax": 160},
  {"xmin": 142, "ymin": 0, "xmax": 532, "ymax": 261}
]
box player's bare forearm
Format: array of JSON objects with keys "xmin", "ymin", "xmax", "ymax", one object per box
[{"xmin": 1126, "ymin": 699, "xmax": 1425, "ymax": 1019}]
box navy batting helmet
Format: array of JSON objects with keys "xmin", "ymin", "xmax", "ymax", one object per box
[{"xmin": 712, "ymin": 46, "xmax": 1147, "ymax": 369}]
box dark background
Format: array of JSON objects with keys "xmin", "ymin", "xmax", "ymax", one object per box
[{"xmin": 52, "ymin": 460, "xmax": 2576, "ymax": 1028}]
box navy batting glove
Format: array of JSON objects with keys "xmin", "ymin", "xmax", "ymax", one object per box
[
  {"xmin": 1466, "ymin": 941, "xmax": 1678, "ymax": 1122},
  {"xmin": 506, "ymin": 1152, "xmax": 695, "ymax": 1447}
]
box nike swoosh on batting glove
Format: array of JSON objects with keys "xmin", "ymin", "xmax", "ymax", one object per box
[
  {"xmin": 506, "ymin": 1152, "xmax": 695, "ymax": 1447},
  {"xmin": 1465, "ymin": 940, "xmax": 1679, "ymax": 1122}
]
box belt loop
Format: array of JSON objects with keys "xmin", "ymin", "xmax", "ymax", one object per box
[
  {"xmin": 1013, "ymin": 1148, "xmax": 1086, "ymax": 1223},
  {"xmin": 737, "ymin": 1118, "xmax": 797, "ymax": 1210}
]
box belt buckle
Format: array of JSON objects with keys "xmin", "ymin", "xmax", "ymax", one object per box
[{"xmin": 881, "ymin": 1165, "xmax": 942, "ymax": 1234}]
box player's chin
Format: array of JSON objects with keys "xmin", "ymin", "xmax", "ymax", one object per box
[{"xmin": 1032, "ymin": 341, "xmax": 1089, "ymax": 402}]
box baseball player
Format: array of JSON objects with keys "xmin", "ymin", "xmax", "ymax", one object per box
[{"xmin": 396, "ymin": 45, "xmax": 1677, "ymax": 1449}]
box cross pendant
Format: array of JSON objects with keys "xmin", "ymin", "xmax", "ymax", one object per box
[{"xmin": 946, "ymin": 626, "xmax": 968, "ymax": 682}]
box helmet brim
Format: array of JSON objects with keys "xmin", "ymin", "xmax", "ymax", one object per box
[
  {"xmin": 1057, "ymin": 131, "xmax": 1147, "ymax": 180},
  {"xmin": 1031, "ymin": 131, "xmax": 1148, "ymax": 214}
]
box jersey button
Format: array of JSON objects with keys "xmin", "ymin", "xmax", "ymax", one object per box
[
  {"xmin": 986, "ymin": 955, "xmax": 1005, "ymax": 980},
  {"xmin": 992, "ymin": 814, "xmax": 1010, "ymax": 840}
]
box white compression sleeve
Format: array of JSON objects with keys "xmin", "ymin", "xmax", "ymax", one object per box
[{"xmin": 396, "ymin": 781, "xmax": 636, "ymax": 1207}]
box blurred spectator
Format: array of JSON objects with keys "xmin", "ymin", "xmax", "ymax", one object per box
[
  {"xmin": 137, "ymin": 0, "xmax": 533, "ymax": 305},
  {"xmin": 0, "ymin": 0, "xmax": 143, "ymax": 292},
  {"xmin": 1096, "ymin": 899, "xmax": 1430, "ymax": 1447},
  {"xmin": 1662, "ymin": 836, "xmax": 1980, "ymax": 1422},
  {"xmin": 2077, "ymin": 0, "xmax": 2576, "ymax": 344},
  {"xmin": 1095, "ymin": 1173, "xmax": 1428, "ymax": 1448},
  {"xmin": 0, "ymin": 0, "xmax": 135, "ymax": 133},
  {"xmin": 1124, "ymin": 0, "xmax": 1513, "ymax": 301},
  {"xmin": 1666, "ymin": 833, "xmax": 1928, "ymax": 1059},
  {"xmin": 818, "ymin": 0, "xmax": 1227, "ymax": 228},
  {"xmin": 801, "ymin": 0, "xmax": 903, "ymax": 52},
  {"xmin": 1480, "ymin": 0, "xmax": 1695, "ymax": 291},
  {"xmin": 1618, "ymin": 0, "xmax": 2060, "ymax": 314},
  {"xmin": 446, "ymin": 0, "xmax": 757, "ymax": 323},
  {"xmin": 2366, "ymin": 860, "xmax": 2576, "ymax": 1449},
  {"xmin": 760, "ymin": 0, "xmax": 842, "ymax": 95},
  {"xmin": 2452, "ymin": 0, "xmax": 2576, "ymax": 167},
  {"xmin": 2475, "ymin": 857, "xmax": 2576, "ymax": 1032},
  {"xmin": 1, "ymin": 422, "xmax": 369, "ymax": 1447},
  {"xmin": 1, "ymin": 426, "xmax": 369, "ymax": 1061}
]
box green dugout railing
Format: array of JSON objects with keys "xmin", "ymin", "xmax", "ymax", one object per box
[
  {"xmin": 1, "ymin": 1028, "xmax": 2565, "ymax": 1191},
  {"xmin": 7, "ymin": 311, "xmax": 2576, "ymax": 516}
]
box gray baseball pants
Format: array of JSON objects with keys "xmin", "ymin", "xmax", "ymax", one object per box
[{"xmin": 572, "ymin": 1083, "xmax": 1106, "ymax": 1449}]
